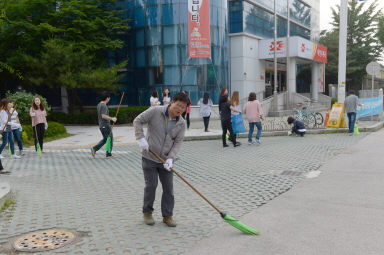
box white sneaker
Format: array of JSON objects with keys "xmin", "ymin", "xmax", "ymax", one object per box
[
  {"xmin": 11, "ymin": 154, "xmax": 21, "ymax": 159},
  {"xmin": 0, "ymin": 155, "xmax": 4, "ymax": 159},
  {"xmin": 19, "ymin": 150, "xmax": 24, "ymax": 156}
]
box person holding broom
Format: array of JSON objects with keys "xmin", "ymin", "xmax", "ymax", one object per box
[
  {"xmin": 133, "ymin": 92, "xmax": 189, "ymax": 227},
  {"xmin": 91, "ymin": 92, "xmax": 117, "ymax": 158}
]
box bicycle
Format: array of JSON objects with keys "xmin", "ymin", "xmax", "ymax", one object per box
[{"xmin": 292, "ymin": 101, "xmax": 324, "ymax": 128}]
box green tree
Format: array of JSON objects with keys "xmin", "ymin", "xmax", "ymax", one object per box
[
  {"xmin": 0, "ymin": 0, "xmax": 129, "ymax": 109},
  {"xmin": 321, "ymin": 0, "xmax": 382, "ymax": 92}
]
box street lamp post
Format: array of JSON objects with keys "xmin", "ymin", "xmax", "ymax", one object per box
[{"xmin": 338, "ymin": 0, "xmax": 348, "ymax": 103}]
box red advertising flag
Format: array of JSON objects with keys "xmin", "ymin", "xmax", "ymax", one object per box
[
  {"xmin": 188, "ymin": 0, "xmax": 211, "ymax": 59},
  {"xmin": 312, "ymin": 43, "xmax": 327, "ymax": 63}
]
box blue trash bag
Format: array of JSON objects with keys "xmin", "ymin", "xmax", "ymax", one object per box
[{"xmin": 231, "ymin": 114, "xmax": 246, "ymax": 134}]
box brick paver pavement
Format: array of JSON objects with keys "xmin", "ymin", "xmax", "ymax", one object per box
[{"xmin": 0, "ymin": 133, "xmax": 367, "ymax": 255}]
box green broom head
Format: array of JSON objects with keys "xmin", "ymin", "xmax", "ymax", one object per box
[
  {"xmin": 36, "ymin": 142, "xmax": 42, "ymax": 156},
  {"xmin": 220, "ymin": 212, "xmax": 260, "ymax": 235},
  {"xmin": 226, "ymin": 133, "xmax": 229, "ymax": 140},
  {"xmin": 354, "ymin": 123, "xmax": 360, "ymax": 134},
  {"xmin": 105, "ymin": 136, "xmax": 112, "ymax": 153}
]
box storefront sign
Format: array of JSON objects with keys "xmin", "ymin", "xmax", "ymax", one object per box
[
  {"xmin": 188, "ymin": 0, "xmax": 211, "ymax": 59},
  {"xmin": 327, "ymin": 102, "xmax": 345, "ymax": 128},
  {"xmin": 259, "ymin": 36, "xmax": 327, "ymax": 63}
]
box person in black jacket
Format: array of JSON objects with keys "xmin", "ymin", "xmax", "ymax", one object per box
[
  {"xmin": 287, "ymin": 116, "xmax": 306, "ymax": 137},
  {"xmin": 219, "ymin": 90, "xmax": 241, "ymax": 147}
]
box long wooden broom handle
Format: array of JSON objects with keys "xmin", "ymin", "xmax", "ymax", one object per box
[
  {"xmin": 109, "ymin": 92, "xmax": 125, "ymax": 135},
  {"xmin": 0, "ymin": 105, "xmax": 17, "ymax": 135},
  {"xmin": 149, "ymin": 149, "xmax": 222, "ymax": 214}
]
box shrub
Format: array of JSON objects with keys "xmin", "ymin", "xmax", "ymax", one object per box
[
  {"xmin": 47, "ymin": 106, "xmax": 149, "ymax": 124},
  {"xmin": 331, "ymin": 97, "xmax": 337, "ymax": 107},
  {"xmin": 21, "ymin": 121, "xmax": 67, "ymax": 141},
  {"xmin": 5, "ymin": 90, "xmax": 51, "ymax": 124}
]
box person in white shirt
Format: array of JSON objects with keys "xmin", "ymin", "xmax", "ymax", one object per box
[
  {"xmin": 162, "ymin": 88, "xmax": 171, "ymax": 106},
  {"xmin": 9, "ymin": 99, "xmax": 23, "ymax": 156},
  {"xmin": 0, "ymin": 98, "xmax": 21, "ymax": 159},
  {"xmin": 150, "ymin": 90, "xmax": 160, "ymax": 107},
  {"xmin": 197, "ymin": 92, "xmax": 213, "ymax": 132}
]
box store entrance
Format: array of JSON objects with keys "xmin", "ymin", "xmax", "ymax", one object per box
[{"xmin": 265, "ymin": 71, "xmax": 286, "ymax": 98}]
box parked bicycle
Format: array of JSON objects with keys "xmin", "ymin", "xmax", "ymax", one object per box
[{"xmin": 292, "ymin": 101, "xmax": 324, "ymax": 128}]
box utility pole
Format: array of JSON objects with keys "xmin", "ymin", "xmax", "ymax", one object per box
[
  {"xmin": 273, "ymin": 0, "xmax": 278, "ymax": 111},
  {"xmin": 337, "ymin": 0, "xmax": 348, "ymax": 103},
  {"xmin": 286, "ymin": 0, "xmax": 290, "ymax": 107}
]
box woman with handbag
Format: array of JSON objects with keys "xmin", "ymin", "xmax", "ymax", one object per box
[{"xmin": 243, "ymin": 92, "xmax": 264, "ymax": 145}]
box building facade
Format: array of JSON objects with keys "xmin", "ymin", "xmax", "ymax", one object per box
[
  {"xmin": 113, "ymin": 0, "xmax": 229, "ymax": 105},
  {"xmin": 228, "ymin": 0, "xmax": 325, "ymax": 103}
]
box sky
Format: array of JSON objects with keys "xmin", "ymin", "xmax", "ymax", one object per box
[{"xmin": 320, "ymin": 0, "xmax": 384, "ymax": 31}]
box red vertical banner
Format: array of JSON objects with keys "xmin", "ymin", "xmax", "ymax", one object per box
[{"xmin": 188, "ymin": 0, "xmax": 211, "ymax": 59}]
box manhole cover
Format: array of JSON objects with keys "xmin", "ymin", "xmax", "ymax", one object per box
[{"xmin": 13, "ymin": 229, "xmax": 77, "ymax": 252}]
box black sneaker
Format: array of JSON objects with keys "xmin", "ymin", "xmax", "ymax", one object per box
[
  {"xmin": 234, "ymin": 142, "xmax": 241, "ymax": 147},
  {"xmin": 223, "ymin": 144, "xmax": 229, "ymax": 148}
]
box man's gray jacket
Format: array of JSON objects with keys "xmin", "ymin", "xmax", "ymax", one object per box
[{"xmin": 133, "ymin": 106, "xmax": 186, "ymax": 163}]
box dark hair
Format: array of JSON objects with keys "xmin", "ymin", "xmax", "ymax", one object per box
[
  {"xmin": 348, "ymin": 90, "xmax": 355, "ymax": 96},
  {"xmin": 100, "ymin": 92, "xmax": 111, "ymax": 101},
  {"xmin": 172, "ymin": 92, "xmax": 190, "ymax": 106},
  {"xmin": 152, "ymin": 90, "xmax": 158, "ymax": 98},
  {"xmin": 0, "ymin": 98, "xmax": 9, "ymax": 111},
  {"xmin": 220, "ymin": 88, "xmax": 228, "ymax": 96},
  {"xmin": 163, "ymin": 88, "xmax": 170, "ymax": 97},
  {"xmin": 32, "ymin": 97, "xmax": 45, "ymax": 111},
  {"xmin": 248, "ymin": 92, "xmax": 256, "ymax": 101},
  {"xmin": 203, "ymin": 92, "xmax": 209, "ymax": 104},
  {"xmin": 287, "ymin": 116, "xmax": 295, "ymax": 124},
  {"xmin": 219, "ymin": 94, "xmax": 228, "ymax": 104}
]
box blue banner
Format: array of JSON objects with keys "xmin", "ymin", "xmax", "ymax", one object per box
[{"xmin": 357, "ymin": 96, "xmax": 383, "ymax": 117}]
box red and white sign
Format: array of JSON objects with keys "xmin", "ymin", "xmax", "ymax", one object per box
[
  {"xmin": 188, "ymin": 0, "xmax": 211, "ymax": 59},
  {"xmin": 259, "ymin": 36, "xmax": 327, "ymax": 63}
]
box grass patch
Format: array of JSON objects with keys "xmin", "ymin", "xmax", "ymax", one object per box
[
  {"xmin": 23, "ymin": 132, "xmax": 72, "ymax": 147},
  {"xmin": 0, "ymin": 197, "xmax": 15, "ymax": 213}
]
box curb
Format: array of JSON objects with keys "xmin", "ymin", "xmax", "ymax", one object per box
[{"xmin": 183, "ymin": 122, "xmax": 384, "ymax": 141}]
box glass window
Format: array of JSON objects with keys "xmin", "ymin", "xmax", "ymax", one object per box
[
  {"xmin": 146, "ymin": 5, "xmax": 161, "ymax": 25},
  {"xmin": 146, "ymin": 27, "xmax": 162, "ymax": 46},
  {"xmin": 162, "ymin": 4, "xmax": 179, "ymax": 25},
  {"xmin": 134, "ymin": 7, "xmax": 145, "ymax": 27},
  {"xmin": 136, "ymin": 49, "xmax": 145, "ymax": 67},
  {"xmin": 164, "ymin": 66, "xmax": 180, "ymax": 85},
  {"xmin": 149, "ymin": 46, "xmax": 161, "ymax": 66},
  {"xmin": 136, "ymin": 29, "xmax": 144, "ymax": 47},
  {"xmin": 181, "ymin": 67, "xmax": 197, "ymax": 85},
  {"xmin": 179, "ymin": 3, "xmax": 188, "ymax": 24},
  {"xmin": 163, "ymin": 25, "xmax": 179, "ymax": 45},
  {"xmin": 290, "ymin": 0, "xmax": 311, "ymax": 28},
  {"xmin": 163, "ymin": 45, "xmax": 179, "ymax": 65}
]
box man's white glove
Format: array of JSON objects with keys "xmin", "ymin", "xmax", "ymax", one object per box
[
  {"xmin": 163, "ymin": 158, "xmax": 173, "ymax": 171},
  {"xmin": 138, "ymin": 138, "xmax": 149, "ymax": 151},
  {"xmin": 111, "ymin": 117, "xmax": 117, "ymax": 123},
  {"xmin": 45, "ymin": 123, "xmax": 48, "ymax": 130},
  {"xmin": 19, "ymin": 125, "xmax": 23, "ymax": 132}
]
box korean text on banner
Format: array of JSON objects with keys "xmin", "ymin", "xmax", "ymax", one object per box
[
  {"xmin": 188, "ymin": 0, "xmax": 211, "ymax": 59},
  {"xmin": 357, "ymin": 95, "xmax": 384, "ymax": 117}
]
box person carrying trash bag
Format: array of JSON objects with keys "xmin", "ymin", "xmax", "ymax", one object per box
[
  {"xmin": 133, "ymin": 92, "xmax": 189, "ymax": 227},
  {"xmin": 219, "ymin": 89, "xmax": 241, "ymax": 147},
  {"xmin": 90, "ymin": 92, "xmax": 117, "ymax": 158},
  {"xmin": 287, "ymin": 116, "xmax": 306, "ymax": 137}
]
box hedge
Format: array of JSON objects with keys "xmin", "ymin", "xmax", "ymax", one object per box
[
  {"xmin": 22, "ymin": 121, "xmax": 67, "ymax": 143},
  {"xmin": 47, "ymin": 106, "xmax": 149, "ymax": 125}
]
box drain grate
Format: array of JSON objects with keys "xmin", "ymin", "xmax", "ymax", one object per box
[
  {"xmin": 13, "ymin": 229, "xmax": 77, "ymax": 252},
  {"xmin": 280, "ymin": 170, "xmax": 302, "ymax": 176}
]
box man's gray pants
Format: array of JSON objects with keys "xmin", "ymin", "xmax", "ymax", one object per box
[{"xmin": 142, "ymin": 157, "xmax": 174, "ymax": 217}]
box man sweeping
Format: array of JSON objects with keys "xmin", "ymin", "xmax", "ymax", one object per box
[
  {"xmin": 133, "ymin": 92, "xmax": 189, "ymax": 227},
  {"xmin": 91, "ymin": 92, "xmax": 116, "ymax": 158}
]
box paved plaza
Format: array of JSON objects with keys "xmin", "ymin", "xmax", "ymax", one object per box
[{"xmin": 0, "ymin": 133, "xmax": 369, "ymax": 254}]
